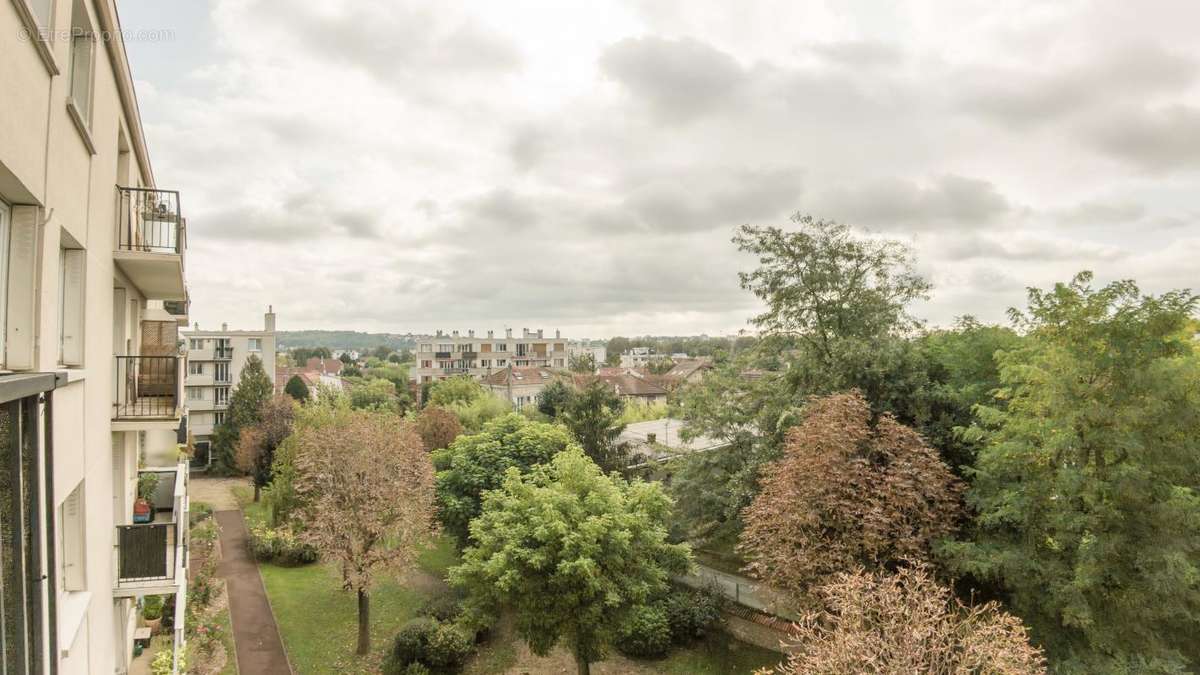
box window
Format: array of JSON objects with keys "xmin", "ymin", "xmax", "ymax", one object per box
[
  {"xmin": 497, "ymin": 359, "xmax": 507, "ymax": 367},
  {"xmin": 59, "ymin": 248, "xmax": 85, "ymax": 366},
  {"xmin": 68, "ymin": 0, "xmax": 95, "ymax": 127},
  {"xmin": 189, "ymin": 338, "xmax": 204, "ymax": 350},
  {"xmin": 186, "ymin": 387, "xmax": 205, "ymax": 401},
  {"xmin": 496, "ymin": 343, "xmax": 508, "ymax": 352},
  {"xmin": 0, "ymin": 202, "xmax": 9, "ymax": 363},
  {"xmin": 436, "ymin": 343, "xmax": 452, "ymax": 353},
  {"xmin": 1, "ymin": 383, "xmax": 57, "ymax": 673},
  {"xmin": 214, "ymin": 387, "xmax": 229, "ymax": 406},
  {"xmin": 481, "ymin": 360, "xmax": 491, "ymax": 368},
  {"xmin": 248, "ymin": 338, "xmax": 262, "ymax": 352},
  {"xmin": 60, "ymin": 482, "xmax": 86, "ymax": 591},
  {"xmin": 188, "ymin": 362, "xmax": 204, "ymax": 376},
  {"xmin": 213, "ymin": 412, "xmax": 225, "ymax": 426},
  {"xmin": 421, "ymin": 360, "xmax": 432, "ymax": 368},
  {"xmin": 214, "ymin": 362, "xmax": 230, "ymax": 383},
  {"xmin": 419, "ymin": 344, "xmax": 432, "ymax": 353},
  {"xmin": 28, "ymin": 0, "xmax": 53, "ymax": 28},
  {"xmin": 555, "ymin": 359, "xmax": 565, "ymax": 368}
]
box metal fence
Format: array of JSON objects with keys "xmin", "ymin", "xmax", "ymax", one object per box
[
  {"xmin": 114, "ymin": 356, "xmax": 179, "ymax": 418},
  {"xmin": 117, "ymin": 187, "xmax": 184, "ymax": 254}
]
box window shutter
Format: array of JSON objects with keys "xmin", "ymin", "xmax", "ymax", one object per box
[
  {"xmin": 60, "ymin": 249, "xmax": 85, "ymax": 366},
  {"xmin": 6, "ymin": 206, "xmax": 39, "ymax": 370},
  {"xmin": 62, "ymin": 484, "xmax": 86, "ymax": 591}
]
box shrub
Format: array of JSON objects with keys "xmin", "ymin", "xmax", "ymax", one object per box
[
  {"xmin": 383, "ymin": 617, "xmax": 473, "ymax": 673},
  {"xmin": 616, "ymin": 603, "xmax": 672, "ymax": 658},
  {"xmin": 246, "ymin": 524, "xmax": 318, "ymax": 565},
  {"xmin": 662, "ymin": 586, "xmax": 724, "ymax": 643},
  {"xmin": 419, "ymin": 592, "xmax": 462, "ymax": 622},
  {"xmin": 401, "ymin": 663, "xmax": 432, "ymax": 675},
  {"xmin": 189, "ymin": 501, "xmax": 214, "ymax": 526},
  {"xmin": 150, "ymin": 643, "xmax": 187, "ymax": 675},
  {"xmin": 142, "ymin": 595, "xmax": 164, "ymax": 621}
]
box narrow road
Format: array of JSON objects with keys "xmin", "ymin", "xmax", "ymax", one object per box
[{"xmin": 216, "ymin": 510, "xmax": 293, "ymax": 674}]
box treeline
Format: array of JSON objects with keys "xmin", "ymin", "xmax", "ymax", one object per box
[
  {"xmin": 604, "ymin": 335, "xmax": 757, "ymax": 361},
  {"xmin": 277, "ymin": 330, "xmax": 416, "ymax": 352}
]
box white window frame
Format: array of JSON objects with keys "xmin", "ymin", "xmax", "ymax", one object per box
[
  {"xmin": 59, "ymin": 248, "xmax": 85, "ymax": 367},
  {"xmin": 68, "ymin": 1, "xmax": 95, "ymax": 128},
  {"xmin": 188, "ymin": 362, "xmax": 204, "ymax": 375},
  {"xmin": 189, "ymin": 338, "xmax": 204, "ymax": 350},
  {"xmin": 248, "ymin": 338, "xmax": 262, "ymax": 352},
  {"xmin": 60, "ymin": 482, "xmax": 87, "ymax": 592},
  {"xmin": 186, "ymin": 386, "xmax": 205, "ymax": 401},
  {"xmin": 214, "ymin": 386, "xmax": 229, "ymax": 406}
]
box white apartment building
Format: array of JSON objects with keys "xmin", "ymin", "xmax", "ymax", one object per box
[
  {"xmin": 182, "ymin": 310, "xmax": 277, "ymax": 463},
  {"xmin": 567, "ymin": 342, "xmax": 606, "ymax": 370},
  {"xmin": 411, "ymin": 328, "xmax": 568, "ymax": 386},
  {"xmin": 2, "ymin": 0, "xmax": 191, "ymax": 671},
  {"xmin": 619, "ymin": 346, "xmax": 657, "ymax": 368}
]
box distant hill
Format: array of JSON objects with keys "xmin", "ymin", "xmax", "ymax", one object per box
[{"xmin": 276, "ymin": 330, "xmax": 418, "ymax": 351}]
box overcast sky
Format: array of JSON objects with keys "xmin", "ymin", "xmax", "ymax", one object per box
[{"xmin": 118, "ymin": 0, "xmax": 1200, "ymax": 338}]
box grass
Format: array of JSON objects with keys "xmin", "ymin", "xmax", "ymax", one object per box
[
  {"xmin": 656, "ymin": 632, "xmax": 783, "ymax": 674},
  {"xmin": 216, "ymin": 582, "xmax": 240, "ymax": 675},
  {"xmin": 417, "ymin": 534, "xmax": 461, "ymax": 577}
]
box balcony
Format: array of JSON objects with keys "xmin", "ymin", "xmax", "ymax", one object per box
[
  {"xmin": 214, "ymin": 347, "xmax": 234, "ymax": 360},
  {"xmin": 114, "ymin": 460, "xmax": 189, "ymax": 597},
  {"xmin": 113, "ymin": 356, "xmax": 181, "ymax": 421},
  {"xmin": 459, "ymin": 351, "xmax": 478, "ymax": 360},
  {"xmin": 435, "ymin": 351, "xmax": 452, "ymax": 359},
  {"xmin": 163, "ymin": 293, "xmax": 190, "ymax": 326},
  {"xmin": 114, "ymin": 187, "xmax": 187, "ymax": 300}
]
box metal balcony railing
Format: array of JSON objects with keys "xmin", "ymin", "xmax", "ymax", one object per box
[
  {"xmin": 117, "ymin": 187, "xmax": 185, "ymax": 254},
  {"xmin": 214, "ymin": 347, "xmax": 233, "ymax": 360},
  {"xmin": 434, "ymin": 351, "xmax": 452, "ymax": 359},
  {"xmin": 116, "ymin": 461, "xmax": 189, "ymax": 589},
  {"xmin": 114, "ymin": 356, "xmax": 179, "ymax": 419}
]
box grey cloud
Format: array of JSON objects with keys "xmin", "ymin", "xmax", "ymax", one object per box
[
  {"xmin": 197, "ymin": 190, "xmax": 384, "ymax": 242},
  {"xmin": 623, "ymin": 167, "xmax": 803, "ymax": 232},
  {"xmin": 1085, "ymin": 105, "xmax": 1200, "ymax": 171},
  {"xmin": 959, "ymin": 43, "xmax": 1197, "ymax": 128},
  {"xmin": 1059, "ymin": 200, "xmax": 1145, "ymax": 226},
  {"xmin": 459, "ymin": 189, "xmax": 539, "ymax": 229},
  {"xmin": 508, "ymin": 125, "xmax": 552, "ymax": 171},
  {"xmin": 942, "ymin": 232, "xmax": 1126, "ymax": 262},
  {"xmin": 808, "ymin": 40, "xmax": 902, "ymax": 68},
  {"xmin": 599, "ymin": 36, "xmax": 747, "ymax": 123},
  {"xmin": 814, "ymin": 175, "xmax": 1010, "ymax": 230}
]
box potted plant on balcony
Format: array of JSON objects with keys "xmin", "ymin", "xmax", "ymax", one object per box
[
  {"xmin": 141, "ymin": 595, "xmax": 164, "ymax": 634},
  {"xmin": 133, "ymin": 472, "xmax": 160, "ymax": 524}
]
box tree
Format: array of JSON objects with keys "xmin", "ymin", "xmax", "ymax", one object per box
[
  {"xmin": 939, "ymin": 273, "xmax": 1200, "ymax": 672},
  {"xmin": 450, "ymin": 449, "xmax": 691, "ymax": 675},
  {"xmin": 768, "ymin": 564, "xmax": 1045, "ymax": 674},
  {"xmin": 236, "ymin": 394, "xmax": 296, "ymax": 502},
  {"xmin": 427, "ymin": 375, "xmax": 485, "ymax": 407},
  {"xmin": 212, "ymin": 354, "xmax": 274, "ymax": 474},
  {"xmin": 434, "ymin": 413, "xmax": 575, "ymax": 542},
  {"xmin": 291, "ymin": 346, "xmax": 332, "ymax": 363},
  {"xmin": 645, "ymin": 358, "xmax": 675, "ymax": 375},
  {"xmin": 413, "ymin": 406, "xmax": 462, "ymax": 452},
  {"xmin": 284, "ymin": 374, "xmax": 310, "ymax": 402},
  {"xmin": 739, "ymin": 391, "xmax": 962, "ymax": 595},
  {"xmin": 536, "ymin": 380, "xmax": 574, "ymax": 418},
  {"xmin": 293, "ymin": 411, "xmax": 437, "ymax": 655},
  {"xmin": 568, "ymin": 352, "xmax": 596, "ymax": 373},
  {"xmin": 371, "ymin": 345, "xmax": 392, "ymax": 360},
  {"xmin": 349, "ymin": 378, "xmax": 398, "ymax": 412},
  {"xmin": 561, "ymin": 380, "xmax": 627, "ymax": 472},
  {"xmin": 338, "ymin": 352, "xmax": 354, "ymax": 364}
]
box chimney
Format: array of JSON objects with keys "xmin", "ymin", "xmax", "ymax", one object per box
[
  {"xmin": 537, "ymin": 329, "xmax": 543, "ymax": 338},
  {"xmin": 487, "ymin": 330, "xmax": 494, "ymax": 338},
  {"xmin": 468, "ymin": 329, "xmax": 475, "ymax": 338},
  {"xmin": 555, "ymin": 329, "xmax": 560, "ymax": 339},
  {"xmin": 436, "ymin": 329, "xmax": 443, "ymax": 337},
  {"xmin": 193, "ymin": 322, "xmax": 199, "ymax": 331},
  {"xmin": 265, "ymin": 305, "xmax": 276, "ymax": 332},
  {"xmin": 221, "ymin": 322, "xmax": 228, "ymax": 331},
  {"xmin": 506, "ymin": 328, "xmax": 512, "ymax": 338},
  {"xmin": 452, "ymin": 330, "xmax": 459, "ymax": 338}
]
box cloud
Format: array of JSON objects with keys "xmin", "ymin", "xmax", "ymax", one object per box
[
  {"xmin": 942, "ymin": 232, "xmax": 1126, "ymax": 262},
  {"xmin": 599, "ymin": 36, "xmax": 747, "ymax": 122},
  {"xmin": 1058, "ymin": 200, "xmax": 1145, "ymax": 226},
  {"xmin": 808, "ymin": 40, "xmax": 903, "ymax": 68},
  {"xmin": 1084, "ymin": 105, "xmax": 1200, "ymax": 171},
  {"xmin": 813, "ymin": 175, "xmax": 1011, "ymax": 230},
  {"xmin": 621, "ymin": 167, "xmax": 803, "ymax": 232}
]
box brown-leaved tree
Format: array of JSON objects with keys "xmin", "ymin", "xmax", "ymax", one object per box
[
  {"xmin": 764, "ymin": 564, "xmax": 1045, "ymax": 675},
  {"xmin": 413, "ymin": 405, "xmax": 463, "ymax": 452},
  {"xmin": 739, "ymin": 391, "xmax": 962, "ymax": 594},
  {"xmin": 293, "ymin": 410, "xmax": 437, "ymax": 655},
  {"xmin": 235, "ymin": 394, "xmax": 296, "ymax": 502}
]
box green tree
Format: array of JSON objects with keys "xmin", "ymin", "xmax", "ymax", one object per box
[
  {"xmin": 212, "ymin": 354, "xmax": 273, "ymax": 474},
  {"xmin": 561, "ymin": 380, "xmax": 627, "ymax": 472},
  {"xmin": 450, "ymin": 449, "xmax": 692, "ymax": 675},
  {"xmin": 536, "ymin": 380, "xmax": 574, "ymax": 418},
  {"xmin": 645, "ymin": 358, "xmax": 675, "ymax": 375},
  {"xmin": 568, "ymin": 352, "xmax": 597, "ymax": 373},
  {"xmin": 349, "ymin": 378, "xmax": 398, "ymax": 412},
  {"xmin": 428, "ymin": 375, "xmax": 485, "ymax": 407},
  {"xmin": 338, "ymin": 352, "xmax": 354, "ymax": 364},
  {"xmin": 939, "ymin": 273, "xmax": 1200, "ymax": 673},
  {"xmin": 371, "ymin": 345, "xmax": 392, "ymax": 360},
  {"xmin": 284, "ymin": 374, "xmax": 310, "ymax": 402},
  {"xmin": 434, "ymin": 413, "xmax": 575, "ymax": 542},
  {"xmin": 235, "ymin": 394, "xmax": 296, "ymax": 502}
]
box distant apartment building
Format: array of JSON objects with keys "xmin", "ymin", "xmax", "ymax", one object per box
[
  {"xmin": 1, "ymin": 0, "xmax": 192, "ymax": 670},
  {"xmin": 619, "ymin": 346, "xmax": 657, "ymax": 368},
  {"xmin": 183, "ymin": 310, "xmax": 277, "ymax": 463},
  {"xmin": 567, "ymin": 342, "xmax": 606, "ymax": 370},
  {"xmin": 411, "ymin": 328, "xmax": 568, "ymax": 385}
]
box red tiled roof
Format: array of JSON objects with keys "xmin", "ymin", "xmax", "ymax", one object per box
[
  {"xmin": 306, "ymin": 357, "xmax": 343, "ymax": 375},
  {"xmin": 483, "ymin": 367, "xmax": 554, "ymax": 386}
]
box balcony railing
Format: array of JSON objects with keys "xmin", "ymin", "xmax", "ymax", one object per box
[
  {"xmin": 214, "ymin": 347, "xmax": 233, "ymax": 360},
  {"xmin": 115, "ymin": 461, "xmax": 189, "ymax": 591},
  {"xmin": 114, "ymin": 356, "xmax": 180, "ymax": 419},
  {"xmin": 118, "ymin": 187, "xmax": 185, "ymax": 254},
  {"xmin": 434, "ymin": 351, "xmax": 452, "ymax": 359}
]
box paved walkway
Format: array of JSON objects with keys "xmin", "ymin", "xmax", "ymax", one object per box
[{"xmin": 216, "ymin": 510, "xmax": 292, "ymax": 674}]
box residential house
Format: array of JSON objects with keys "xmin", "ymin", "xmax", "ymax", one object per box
[
  {"xmin": 618, "ymin": 418, "xmax": 728, "ymax": 466},
  {"xmin": 1, "ymin": 1, "xmax": 191, "ymax": 669},
  {"xmin": 483, "ymin": 366, "xmax": 558, "ymax": 409},
  {"xmin": 411, "ymin": 328, "xmax": 568, "ymax": 388}
]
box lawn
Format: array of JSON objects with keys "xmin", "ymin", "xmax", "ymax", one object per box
[{"xmin": 656, "ymin": 632, "xmax": 782, "ymax": 674}]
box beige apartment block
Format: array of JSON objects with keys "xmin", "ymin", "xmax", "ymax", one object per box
[
  {"xmin": 411, "ymin": 328, "xmax": 568, "ymax": 386},
  {"xmin": 1, "ymin": 0, "xmax": 191, "ymax": 672},
  {"xmin": 182, "ymin": 310, "xmax": 277, "ymax": 463}
]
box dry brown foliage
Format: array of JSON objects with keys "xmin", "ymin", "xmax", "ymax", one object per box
[
  {"xmin": 292, "ymin": 411, "xmax": 437, "ymax": 592},
  {"xmin": 235, "ymin": 395, "xmax": 296, "ymax": 498},
  {"xmin": 739, "ymin": 391, "xmax": 963, "ymax": 594},
  {"xmin": 414, "ymin": 405, "xmax": 463, "ymax": 452},
  {"xmin": 763, "ymin": 564, "xmax": 1046, "ymax": 675}
]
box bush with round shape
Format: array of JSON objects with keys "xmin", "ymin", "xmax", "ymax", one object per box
[
  {"xmin": 418, "ymin": 592, "xmax": 462, "ymax": 622},
  {"xmin": 384, "ymin": 617, "xmax": 438, "ymax": 673},
  {"xmin": 616, "ymin": 604, "xmax": 672, "ymax": 658},
  {"xmin": 423, "ymin": 622, "xmax": 473, "ymax": 670},
  {"xmin": 663, "ymin": 587, "xmax": 724, "ymax": 643},
  {"xmin": 383, "ymin": 617, "xmax": 473, "ymax": 673}
]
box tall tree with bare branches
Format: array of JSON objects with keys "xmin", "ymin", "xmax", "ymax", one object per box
[
  {"xmin": 739, "ymin": 391, "xmax": 962, "ymax": 595},
  {"xmin": 292, "ymin": 410, "xmax": 437, "ymax": 655}
]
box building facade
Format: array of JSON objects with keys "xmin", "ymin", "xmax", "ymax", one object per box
[
  {"xmin": 182, "ymin": 310, "xmax": 277, "ymax": 462},
  {"xmin": 2, "ymin": 0, "xmax": 191, "ymax": 670},
  {"xmin": 411, "ymin": 328, "xmax": 568, "ymax": 385},
  {"xmin": 619, "ymin": 346, "xmax": 657, "ymax": 368}
]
